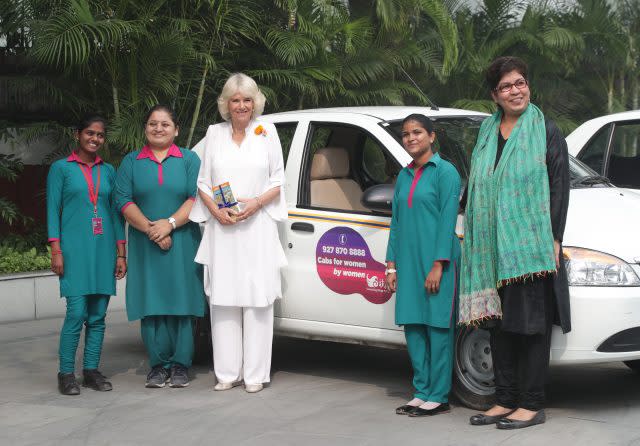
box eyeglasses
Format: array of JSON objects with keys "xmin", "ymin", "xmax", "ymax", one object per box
[{"xmin": 494, "ymin": 78, "xmax": 528, "ymax": 94}]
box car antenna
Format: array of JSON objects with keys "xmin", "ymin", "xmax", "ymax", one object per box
[{"xmin": 396, "ymin": 65, "xmax": 439, "ymax": 111}]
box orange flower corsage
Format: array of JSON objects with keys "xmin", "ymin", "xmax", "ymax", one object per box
[{"xmin": 254, "ymin": 125, "xmax": 267, "ymax": 137}]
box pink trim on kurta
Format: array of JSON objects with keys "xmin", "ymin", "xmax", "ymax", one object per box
[
  {"xmin": 116, "ymin": 240, "xmax": 126, "ymax": 245},
  {"xmin": 407, "ymin": 165, "xmax": 425, "ymax": 208},
  {"xmin": 136, "ymin": 144, "xmax": 181, "ymax": 186},
  {"xmin": 449, "ymin": 260, "xmax": 458, "ymax": 325},
  {"xmin": 188, "ymin": 196, "xmax": 196, "ymax": 201},
  {"xmin": 66, "ymin": 151, "xmax": 103, "ymax": 166},
  {"xmin": 48, "ymin": 238, "xmax": 60, "ymax": 242},
  {"xmin": 121, "ymin": 201, "xmax": 134, "ymax": 212}
]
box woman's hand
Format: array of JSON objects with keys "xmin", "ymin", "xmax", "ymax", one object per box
[
  {"xmin": 115, "ymin": 257, "xmax": 127, "ymax": 279},
  {"xmin": 236, "ymin": 197, "xmax": 261, "ymax": 222},
  {"xmin": 212, "ymin": 207, "xmax": 237, "ymax": 225},
  {"xmin": 385, "ymin": 272, "xmax": 397, "ymax": 292},
  {"xmin": 51, "ymin": 253, "xmax": 64, "ymax": 276},
  {"xmin": 554, "ymin": 240, "xmax": 561, "ymax": 269},
  {"xmin": 148, "ymin": 219, "xmax": 173, "ymax": 242},
  {"xmin": 425, "ymin": 261, "xmax": 444, "ymax": 295},
  {"xmin": 156, "ymin": 236, "xmax": 172, "ymax": 251}
]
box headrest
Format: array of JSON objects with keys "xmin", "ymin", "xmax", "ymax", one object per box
[{"xmin": 310, "ymin": 147, "xmax": 350, "ymax": 180}]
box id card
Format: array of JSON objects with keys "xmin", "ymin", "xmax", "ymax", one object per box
[{"xmin": 92, "ymin": 217, "xmax": 103, "ymax": 235}]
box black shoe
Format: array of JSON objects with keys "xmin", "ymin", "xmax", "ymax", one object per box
[
  {"xmin": 58, "ymin": 372, "xmax": 80, "ymax": 396},
  {"xmin": 408, "ymin": 403, "xmax": 451, "ymax": 417},
  {"xmin": 396, "ymin": 404, "xmax": 419, "ymax": 415},
  {"xmin": 470, "ymin": 409, "xmax": 516, "ymax": 425},
  {"xmin": 145, "ymin": 366, "xmax": 170, "ymax": 388},
  {"xmin": 82, "ymin": 369, "xmax": 113, "ymax": 391},
  {"xmin": 169, "ymin": 364, "xmax": 190, "ymax": 388},
  {"xmin": 496, "ymin": 410, "xmax": 546, "ymax": 430}
]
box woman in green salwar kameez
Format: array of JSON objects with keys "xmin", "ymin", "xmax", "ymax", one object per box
[{"xmin": 386, "ymin": 114, "xmax": 461, "ymax": 417}]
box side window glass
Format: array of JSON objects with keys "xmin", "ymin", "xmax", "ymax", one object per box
[
  {"xmin": 578, "ymin": 124, "xmax": 611, "ymax": 174},
  {"xmin": 273, "ymin": 122, "xmax": 297, "ymax": 167},
  {"xmin": 361, "ymin": 136, "xmax": 401, "ymax": 186},
  {"xmin": 609, "ymin": 122, "xmax": 640, "ymax": 188}
]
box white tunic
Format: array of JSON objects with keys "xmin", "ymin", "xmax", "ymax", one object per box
[{"xmin": 189, "ymin": 120, "xmax": 287, "ymax": 307}]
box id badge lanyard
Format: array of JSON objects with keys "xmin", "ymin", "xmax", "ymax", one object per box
[{"xmin": 77, "ymin": 163, "xmax": 103, "ymax": 235}]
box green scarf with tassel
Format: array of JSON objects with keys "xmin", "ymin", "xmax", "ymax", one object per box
[{"xmin": 459, "ymin": 103, "xmax": 556, "ymax": 325}]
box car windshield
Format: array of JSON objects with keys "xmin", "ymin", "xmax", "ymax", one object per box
[{"xmin": 383, "ymin": 117, "xmax": 608, "ymax": 188}]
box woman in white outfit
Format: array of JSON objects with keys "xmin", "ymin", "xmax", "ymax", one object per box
[{"xmin": 189, "ymin": 73, "xmax": 287, "ymax": 393}]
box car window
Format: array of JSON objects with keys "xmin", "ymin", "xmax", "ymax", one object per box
[
  {"xmin": 578, "ymin": 124, "xmax": 611, "ymax": 174},
  {"xmin": 301, "ymin": 122, "xmax": 399, "ymax": 214},
  {"xmin": 608, "ymin": 121, "xmax": 640, "ymax": 188},
  {"xmin": 273, "ymin": 122, "xmax": 297, "ymax": 167}
]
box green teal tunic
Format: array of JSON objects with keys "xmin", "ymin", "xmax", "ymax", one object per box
[
  {"xmin": 46, "ymin": 152, "xmax": 125, "ymax": 297},
  {"xmin": 386, "ymin": 153, "xmax": 461, "ymax": 328},
  {"xmin": 114, "ymin": 144, "xmax": 205, "ymax": 321}
]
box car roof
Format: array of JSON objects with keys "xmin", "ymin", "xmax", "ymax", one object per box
[
  {"xmin": 264, "ymin": 106, "xmax": 488, "ymax": 121},
  {"xmin": 566, "ymin": 109, "xmax": 640, "ymax": 156}
]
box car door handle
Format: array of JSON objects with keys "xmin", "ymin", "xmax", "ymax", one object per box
[{"xmin": 291, "ymin": 222, "xmax": 314, "ymax": 233}]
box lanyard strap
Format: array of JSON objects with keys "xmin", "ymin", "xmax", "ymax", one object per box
[{"xmin": 77, "ymin": 163, "xmax": 101, "ymax": 215}]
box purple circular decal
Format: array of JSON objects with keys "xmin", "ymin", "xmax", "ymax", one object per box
[{"xmin": 316, "ymin": 227, "xmax": 392, "ymax": 304}]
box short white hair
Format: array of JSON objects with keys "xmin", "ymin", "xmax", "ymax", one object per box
[{"xmin": 217, "ymin": 73, "xmax": 266, "ymax": 121}]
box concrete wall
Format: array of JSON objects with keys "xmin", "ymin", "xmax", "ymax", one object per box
[{"xmin": 0, "ymin": 271, "xmax": 126, "ymax": 323}]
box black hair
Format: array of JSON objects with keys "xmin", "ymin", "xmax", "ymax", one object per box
[
  {"xmin": 485, "ymin": 56, "xmax": 528, "ymax": 91},
  {"xmin": 76, "ymin": 114, "xmax": 107, "ymax": 133},
  {"xmin": 144, "ymin": 104, "xmax": 179, "ymax": 127},
  {"xmin": 402, "ymin": 114, "xmax": 435, "ymax": 133}
]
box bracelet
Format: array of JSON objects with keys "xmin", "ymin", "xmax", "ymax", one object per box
[
  {"xmin": 385, "ymin": 268, "xmax": 397, "ymax": 275},
  {"xmin": 51, "ymin": 250, "xmax": 62, "ymax": 256},
  {"xmin": 117, "ymin": 255, "xmax": 127, "ymax": 259},
  {"xmin": 255, "ymin": 196, "xmax": 263, "ymax": 208}
]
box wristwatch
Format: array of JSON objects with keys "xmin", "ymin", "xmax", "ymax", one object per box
[
  {"xmin": 385, "ymin": 268, "xmax": 397, "ymax": 275},
  {"xmin": 168, "ymin": 217, "xmax": 177, "ymax": 230}
]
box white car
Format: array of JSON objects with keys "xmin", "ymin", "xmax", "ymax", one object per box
[
  {"xmin": 193, "ymin": 107, "xmax": 640, "ymax": 409},
  {"xmin": 567, "ymin": 110, "xmax": 640, "ymax": 190}
]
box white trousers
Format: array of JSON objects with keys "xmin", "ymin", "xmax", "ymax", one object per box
[{"xmin": 210, "ymin": 304, "xmax": 274, "ymax": 385}]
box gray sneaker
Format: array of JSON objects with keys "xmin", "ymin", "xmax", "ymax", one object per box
[
  {"xmin": 145, "ymin": 366, "xmax": 170, "ymax": 388},
  {"xmin": 169, "ymin": 364, "xmax": 190, "ymax": 388}
]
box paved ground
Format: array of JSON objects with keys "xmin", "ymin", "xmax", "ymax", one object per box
[{"xmin": 1, "ymin": 311, "xmax": 640, "ymax": 446}]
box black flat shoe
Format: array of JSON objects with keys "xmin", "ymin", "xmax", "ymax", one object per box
[
  {"xmin": 496, "ymin": 410, "xmax": 546, "ymax": 430},
  {"xmin": 396, "ymin": 404, "xmax": 419, "ymax": 415},
  {"xmin": 83, "ymin": 369, "xmax": 113, "ymax": 391},
  {"xmin": 408, "ymin": 403, "xmax": 451, "ymax": 417},
  {"xmin": 470, "ymin": 409, "xmax": 516, "ymax": 425},
  {"xmin": 58, "ymin": 372, "xmax": 80, "ymax": 396}
]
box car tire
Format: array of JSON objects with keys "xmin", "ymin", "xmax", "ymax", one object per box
[
  {"xmin": 624, "ymin": 360, "xmax": 640, "ymax": 373},
  {"xmin": 453, "ymin": 325, "xmax": 496, "ymax": 410},
  {"xmin": 192, "ymin": 314, "xmax": 212, "ymax": 365}
]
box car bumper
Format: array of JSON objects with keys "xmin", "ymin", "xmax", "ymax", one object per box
[{"xmin": 550, "ymin": 284, "xmax": 640, "ymax": 364}]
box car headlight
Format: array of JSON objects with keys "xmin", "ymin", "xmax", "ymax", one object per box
[{"xmin": 564, "ymin": 247, "xmax": 640, "ymax": 286}]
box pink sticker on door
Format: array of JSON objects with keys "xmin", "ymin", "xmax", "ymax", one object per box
[{"xmin": 316, "ymin": 227, "xmax": 392, "ymax": 304}]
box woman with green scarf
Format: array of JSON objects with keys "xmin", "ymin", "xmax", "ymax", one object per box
[{"xmin": 460, "ymin": 57, "xmax": 570, "ymax": 429}]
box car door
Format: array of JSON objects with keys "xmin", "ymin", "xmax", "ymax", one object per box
[{"xmin": 280, "ymin": 115, "xmax": 405, "ymax": 332}]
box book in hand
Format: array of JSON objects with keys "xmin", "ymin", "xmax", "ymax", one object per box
[{"xmin": 213, "ymin": 182, "xmax": 240, "ymax": 214}]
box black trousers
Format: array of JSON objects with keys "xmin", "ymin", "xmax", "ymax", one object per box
[{"xmin": 490, "ymin": 278, "xmax": 555, "ymax": 411}]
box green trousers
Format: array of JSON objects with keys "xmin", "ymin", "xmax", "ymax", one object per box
[
  {"xmin": 404, "ymin": 323, "xmax": 455, "ymax": 403},
  {"xmin": 59, "ymin": 294, "xmax": 110, "ymax": 374},
  {"xmin": 140, "ymin": 316, "xmax": 194, "ymax": 369}
]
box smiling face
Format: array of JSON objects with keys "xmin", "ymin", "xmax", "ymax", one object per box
[
  {"xmin": 145, "ymin": 110, "xmax": 178, "ymax": 149},
  {"xmin": 228, "ymin": 92, "xmax": 254, "ymax": 127},
  {"xmin": 76, "ymin": 122, "xmax": 105, "ymax": 157},
  {"xmin": 491, "ymin": 69, "xmax": 531, "ymax": 118},
  {"xmin": 401, "ymin": 120, "xmax": 435, "ymax": 161}
]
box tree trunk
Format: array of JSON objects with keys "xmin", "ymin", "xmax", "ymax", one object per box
[
  {"xmin": 607, "ymin": 76, "xmax": 614, "ymax": 114},
  {"xmin": 112, "ymin": 84, "xmax": 120, "ymax": 120},
  {"xmin": 186, "ymin": 65, "xmax": 208, "ymax": 149}
]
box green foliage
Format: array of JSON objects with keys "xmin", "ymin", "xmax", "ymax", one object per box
[{"xmin": 0, "ymin": 230, "xmax": 50, "ymax": 274}]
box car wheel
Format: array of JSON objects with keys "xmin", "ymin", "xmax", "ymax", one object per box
[
  {"xmin": 624, "ymin": 360, "xmax": 640, "ymax": 373},
  {"xmin": 453, "ymin": 325, "xmax": 496, "ymax": 410},
  {"xmin": 192, "ymin": 314, "xmax": 212, "ymax": 365}
]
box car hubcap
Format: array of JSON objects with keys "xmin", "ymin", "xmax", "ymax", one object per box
[{"xmin": 455, "ymin": 327, "xmax": 495, "ymax": 395}]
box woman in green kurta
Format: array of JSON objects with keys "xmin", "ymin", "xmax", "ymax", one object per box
[
  {"xmin": 47, "ymin": 115, "xmax": 127, "ymax": 395},
  {"xmin": 114, "ymin": 104, "xmax": 205, "ymax": 389},
  {"xmin": 386, "ymin": 114, "xmax": 461, "ymax": 417}
]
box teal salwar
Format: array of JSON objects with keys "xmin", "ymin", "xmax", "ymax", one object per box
[
  {"xmin": 59, "ymin": 295, "xmax": 110, "ymax": 373},
  {"xmin": 404, "ymin": 324, "xmax": 455, "ymax": 403},
  {"xmin": 140, "ymin": 316, "xmax": 194, "ymax": 369}
]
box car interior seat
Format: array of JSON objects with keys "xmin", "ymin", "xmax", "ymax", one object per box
[{"xmin": 310, "ymin": 147, "xmax": 368, "ymax": 212}]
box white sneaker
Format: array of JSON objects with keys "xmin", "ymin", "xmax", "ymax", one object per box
[
  {"xmin": 244, "ymin": 383, "xmax": 263, "ymax": 393},
  {"xmin": 214, "ymin": 381, "xmax": 239, "ymax": 391}
]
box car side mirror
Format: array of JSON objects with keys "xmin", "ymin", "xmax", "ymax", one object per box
[{"xmin": 362, "ymin": 184, "xmax": 394, "ymax": 212}]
